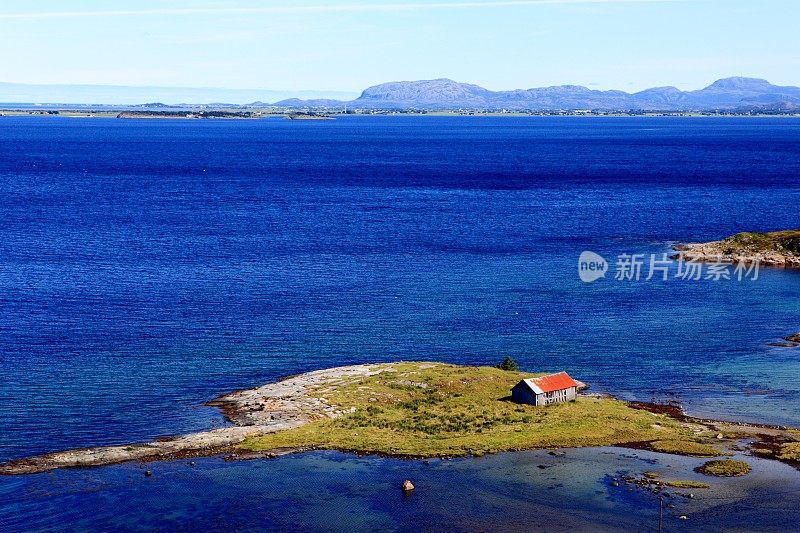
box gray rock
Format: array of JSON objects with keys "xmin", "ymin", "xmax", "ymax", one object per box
[{"xmin": 785, "ymin": 333, "xmax": 800, "ymax": 343}]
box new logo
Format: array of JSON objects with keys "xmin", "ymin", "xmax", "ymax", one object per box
[{"xmin": 578, "ymin": 251, "xmax": 608, "ymax": 283}]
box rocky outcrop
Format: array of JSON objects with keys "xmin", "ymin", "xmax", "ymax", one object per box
[
  {"xmin": 0, "ymin": 364, "xmax": 388, "ymax": 475},
  {"xmin": 674, "ymin": 230, "xmax": 800, "ymax": 267},
  {"xmin": 0, "ymin": 426, "xmax": 264, "ymax": 475},
  {"xmin": 207, "ymin": 364, "xmax": 387, "ymax": 427}
]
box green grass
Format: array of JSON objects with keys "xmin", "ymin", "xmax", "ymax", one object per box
[
  {"xmin": 647, "ymin": 439, "xmax": 726, "ymax": 457},
  {"xmin": 240, "ymin": 362, "xmax": 716, "ymax": 458},
  {"xmin": 696, "ymin": 459, "xmax": 752, "ymax": 477},
  {"xmin": 749, "ymin": 441, "xmax": 800, "ymax": 463},
  {"xmin": 720, "ymin": 230, "xmax": 800, "ymax": 255},
  {"xmin": 665, "ymin": 480, "xmax": 711, "ymax": 489},
  {"xmin": 777, "ymin": 442, "xmax": 800, "ymax": 461}
]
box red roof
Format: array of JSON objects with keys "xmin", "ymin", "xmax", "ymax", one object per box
[{"xmin": 528, "ymin": 372, "xmax": 578, "ymax": 393}]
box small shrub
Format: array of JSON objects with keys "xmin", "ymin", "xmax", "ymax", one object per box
[{"xmin": 496, "ymin": 356, "xmax": 518, "ymax": 372}]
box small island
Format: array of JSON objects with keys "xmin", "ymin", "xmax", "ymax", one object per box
[
  {"xmin": 284, "ymin": 112, "xmax": 334, "ymax": 120},
  {"xmin": 675, "ymin": 229, "xmax": 800, "ymax": 266},
  {"xmin": 116, "ymin": 110, "xmax": 265, "ymax": 120},
  {"xmin": 2, "ymin": 362, "xmax": 799, "ymax": 476}
]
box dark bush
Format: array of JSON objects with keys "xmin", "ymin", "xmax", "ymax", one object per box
[{"xmin": 496, "ymin": 356, "xmax": 518, "ymax": 372}]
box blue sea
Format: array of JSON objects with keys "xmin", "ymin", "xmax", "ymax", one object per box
[{"xmin": 1, "ymin": 115, "xmax": 799, "ymax": 531}]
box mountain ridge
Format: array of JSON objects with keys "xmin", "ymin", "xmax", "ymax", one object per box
[
  {"xmin": 326, "ymin": 77, "xmax": 800, "ymax": 111},
  {"xmin": 2, "ymin": 77, "xmax": 800, "ymax": 111}
]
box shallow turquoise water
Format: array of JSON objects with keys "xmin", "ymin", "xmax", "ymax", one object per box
[{"xmin": 2, "ymin": 448, "xmax": 799, "ymax": 532}]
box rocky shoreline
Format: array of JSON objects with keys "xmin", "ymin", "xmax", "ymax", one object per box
[
  {"xmin": 673, "ymin": 229, "xmax": 800, "ymax": 267},
  {"xmin": 673, "ymin": 243, "xmax": 800, "ymax": 267},
  {"xmin": 2, "ymin": 363, "xmax": 799, "ymax": 476},
  {"xmin": 0, "ymin": 364, "xmax": 382, "ymax": 475}
]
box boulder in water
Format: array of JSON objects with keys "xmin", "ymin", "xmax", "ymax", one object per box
[{"xmin": 785, "ymin": 332, "xmax": 800, "ymax": 343}]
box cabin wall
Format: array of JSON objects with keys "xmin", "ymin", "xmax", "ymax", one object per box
[
  {"xmin": 513, "ymin": 384, "xmax": 578, "ymax": 406},
  {"xmin": 538, "ymin": 386, "xmax": 577, "ymax": 405},
  {"xmin": 511, "ymin": 384, "xmax": 538, "ymax": 405}
]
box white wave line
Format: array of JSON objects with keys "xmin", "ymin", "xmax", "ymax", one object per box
[{"xmin": 0, "ymin": 0, "xmax": 689, "ymax": 20}]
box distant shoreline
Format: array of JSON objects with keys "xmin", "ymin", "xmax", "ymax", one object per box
[
  {"xmin": 3, "ymin": 77, "xmax": 800, "ymax": 116},
  {"xmin": 2, "ymin": 109, "xmax": 800, "ymax": 119}
]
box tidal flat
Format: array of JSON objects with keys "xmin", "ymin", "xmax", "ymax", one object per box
[{"xmin": 2, "ymin": 447, "xmax": 799, "ymax": 532}]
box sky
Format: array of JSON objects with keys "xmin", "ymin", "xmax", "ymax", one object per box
[{"xmin": 1, "ymin": 0, "xmax": 799, "ymax": 100}]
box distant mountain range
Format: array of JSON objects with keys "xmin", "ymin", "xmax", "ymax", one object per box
[
  {"xmin": 0, "ymin": 82, "xmax": 357, "ymax": 106},
  {"xmin": 2, "ymin": 77, "xmax": 800, "ymax": 112},
  {"xmin": 268, "ymin": 77, "xmax": 800, "ymax": 111}
]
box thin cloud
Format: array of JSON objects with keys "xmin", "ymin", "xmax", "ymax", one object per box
[{"xmin": 0, "ymin": 0, "xmax": 687, "ymax": 20}]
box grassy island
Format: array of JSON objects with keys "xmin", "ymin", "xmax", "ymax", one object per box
[
  {"xmin": 5, "ymin": 361, "xmax": 798, "ymax": 476},
  {"xmin": 665, "ymin": 480, "xmax": 711, "ymax": 489},
  {"xmin": 696, "ymin": 459, "xmax": 752, "ymax": 477},
  {"xmin": 676, "ymin": 229, "xmax": 800, "ymax": 267},
  {"xmin": 720, "ymin": 230, "xmax": 800, "ymax": 255},
  {"xmin": 239, "ymin": 362, "xmax": 723, "ymax": 458}
]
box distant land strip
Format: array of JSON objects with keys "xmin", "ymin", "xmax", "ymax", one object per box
[{"xmin": 2, "ymin": 77, "xmax": 800, "ymax": 113}]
